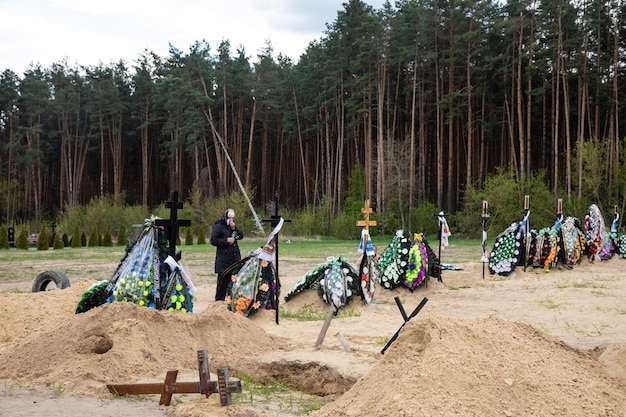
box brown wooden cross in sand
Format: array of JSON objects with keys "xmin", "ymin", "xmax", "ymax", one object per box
[
  {"xmin": 356, "ymin": 199, "xmax": 377, "ymax": 231},
  {"xmin": 107, "ymin": 349, "xmax": 241, "ymax": 406}
]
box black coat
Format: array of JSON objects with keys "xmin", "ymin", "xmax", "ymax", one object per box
[{"xmin": 210, "ymin": 218, "xmax": 244, "ymax": 273}]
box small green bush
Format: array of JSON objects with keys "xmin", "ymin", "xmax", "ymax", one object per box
[
  {"xmin": 117, "ymin": 224, "xmax": 127, "ymax": 246},
  {"xmin": 71, "ymin": 225, "xmax": 81, "ymax": 248},
  {"xmin": 88, "ymin": 229, "xmax": 99, "ymax": 247},
  {"xmin": 53, "ymin": 233, "xmax": 64, "ymax": 249},
  {"xmin": 0, "ymin": 224, "xmax": 9, "ymax": 249},
  {"xmin": 37, "ymin": 225, "xmax": 49, "ymax": 250},
  {"xmin": 185, "ymin": 228, "xmax": 193, "ymax": 245},
  {"xmin": 197, "ymin": 227, "xmax": 206, "ymax": 245},
  {"xmin": 16, "ymin": 227, "xmax": 29, "ymax": 250},
  {"xmin": 62, "ymin": 233, "xmax": 69, "ymax": 247},
  {"xmin": 102, "ymin": 225, "xmax": 113, "ymax": 246}
]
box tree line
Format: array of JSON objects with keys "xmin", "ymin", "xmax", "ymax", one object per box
[{"xmin": 1, "ymin": 0, "xmax": 625, "ymax": 235}]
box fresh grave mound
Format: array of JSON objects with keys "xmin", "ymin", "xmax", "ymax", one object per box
[
  {"xmin": 310, "ymin": 314, "xmax": 626, "ymax": 417},
  {"xmin": 0, "ymin": 290, "xmax": 285, "ymax": 397},
  {"xmin": 0, "ymin": 280, "xmax": 87, "ymax": 349}
]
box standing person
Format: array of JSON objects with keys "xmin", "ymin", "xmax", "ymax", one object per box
[{"xmin": 211, "ymin": 208, "xmax": 244, "ymax": 301}]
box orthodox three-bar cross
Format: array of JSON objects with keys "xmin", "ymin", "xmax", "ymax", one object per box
[
  {"xmin": 155, "ymin": 191, "xmax": 191, "ymax": 261},
  {"xmin": 356, "ymin": 199, "xmax": 377, "ymax": 235}
]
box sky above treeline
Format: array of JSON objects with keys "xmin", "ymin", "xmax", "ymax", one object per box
[{"xmin": 1, "ymin": 0, "xmax": 386, "ymax": 74}]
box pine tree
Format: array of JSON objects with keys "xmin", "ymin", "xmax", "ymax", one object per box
[
  {"xmin": 197, "ymin": 227, "xmax": 206, "ymax": 245},
  {"xmin": 0, "ymin": 224, "xmax": 9, "ymax": 249},
  {"xmin": 117, "ymin": 224, "xmax": 127, "ymax": 246},
  {"xmin": 88, "ymin": 229, "xmax": 99, "ymax": 247},
  {"xmin": 71, "ymin": 225, "xmax": 81, "ymax": 248},
  {"xmin": 102, "ymin": 225, "xmax": 113, "ymax": 246},
  {"xmin": 53, "ymin": 233, "xmax": 64, "ymax": 249},
  {"xmin": 16, "ymin": 227, "xmax": 29, "ymax": 250},
  {"xmin": 37, "ymin": 224, "xmax": 49, "ymax": 250}
]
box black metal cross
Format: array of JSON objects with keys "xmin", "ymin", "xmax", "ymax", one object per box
[
  {"xmin": 381, "ymin": 296, "xmax": 428, "ymax": 354},
  {"xmin": 262, "ymin": 192, "xmax": 291, "ymax": 325},
  {"xmin": 155, "ymin": 191, "xmax": 191, "ymax": 260}
]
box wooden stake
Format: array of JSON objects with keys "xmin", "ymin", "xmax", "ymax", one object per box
[
  {"xmin": 314, "ymin": 303, "xmax": 338, "ymax": 349},
  {"xmin": 336, "ymin": 332, "xmax": 351, "ymax": 352}
]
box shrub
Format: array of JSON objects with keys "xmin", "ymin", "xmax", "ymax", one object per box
[
  {"xmin": 71, "ymin": 225, "xmax": 81, "ymax": 248},
  {"xmin": 412, "ymin": 201, "xmax": 439, "ymax": 236},
  {"xmin": 37, "ymin": 224, "xmax": 49, "ymax": 250},
  {"xmin": 331, "ymin": 211, "xmax": 360, "ymax": 240},
  {"xmin": 117, "ymin": 224, "xmax": 127, "ymax": 246},
  {"xmin": 53, "ymin": 234, "xmax": 64, "ymax": 250},
  {"xmin": 87, "ymin": 229, "xmax": 98, "ymax": 247},
  {"xmin": 16, "ymin": 227, "xmax": 28, "ymax": 250},
  {"xmin": 460, "ymin": 168, "xmax": 556, "ymax": 237},
  {"xmin": 102, "ymin": 225, "xmax": 113, "ymax": 246},
  {"xmin": 185, "ymin": 227, "xmax": 193, "ymax": 245},
  {"xmin": 0, "ymin": 224, "xmax": 9, "ymax": 249},
  {"xmin": 197, "ymin": 227, "xmax": 206, "ymax": 245}
]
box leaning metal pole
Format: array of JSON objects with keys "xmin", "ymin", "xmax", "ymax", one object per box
[{"xmin": 206, "ymin": 109, "xmax": 265, "ymax": 235}]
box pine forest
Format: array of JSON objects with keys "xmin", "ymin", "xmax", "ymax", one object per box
[{"xmin": 1, "ymin": 0, "xmax": 625, "ymax": 237}]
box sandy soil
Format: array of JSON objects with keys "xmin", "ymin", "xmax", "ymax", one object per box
[{"xmin": 1, "ymin": 242, "xmax": 625, "ymax": 417}]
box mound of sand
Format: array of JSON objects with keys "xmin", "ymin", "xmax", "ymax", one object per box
[
  {"xmin": 1, "ymin": 252, "xmax": 626, "ymax": 417},
  {"xmin": 310, "ymin": 314, "xmax": 626, "ymax": 417},
  {"xmin": 0, "ymin": 282, "xmax": 284, "ymax": 397}
]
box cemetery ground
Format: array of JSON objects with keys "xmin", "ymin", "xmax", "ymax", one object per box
[{"xmin": 1, "ymin": 237, "xmax": 625, "ymax": 417}]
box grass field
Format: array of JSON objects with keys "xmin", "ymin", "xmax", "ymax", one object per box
[{"xmin": 0, "ymin": 235, "xmax": 490, "ymax": 287}]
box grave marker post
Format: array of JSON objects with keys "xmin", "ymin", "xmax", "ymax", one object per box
[{"xmin": 262, "ymin": 192, "xmax": 291, "ymax": 324}]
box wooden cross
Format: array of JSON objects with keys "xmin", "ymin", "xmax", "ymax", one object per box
[
  {"xmin": 262, "ymin": 191, "xmax": 291, "ymax": 325},
  {"xmin": 356, "ymin": 199, "xmax": 377, "ymax": 230},
  {"xmin": 107, "ymin": 349, "xmax": 241, "ymax": 406},
  {"xmin": 155, "ymin": 191, "xmax": 191, "ymax": 261}
]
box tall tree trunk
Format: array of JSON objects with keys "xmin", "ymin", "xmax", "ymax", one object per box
[
  {"xmin": 525, "ymin": 10, "xmax": 535, "ymax": 177},
  {"xmin": 409, "ymin": 44, "xmax": 418, "ymax": 233},
  {"xmin": 561, "ymin": 63, "xmax": 572, "ymax": 200},
  {"xmin": 246, "ymin": 98, "xmax": 257, "ymax": 187},
  {"xmin": 553, "ymin": 6, "xmax": 562, "ymax": 197},
  {"xmin": 435, "ymin": 53, "xmax": 443, "ymax": 209},
  {"xmin": 466, "ymin": 15, "xmax": 474, "ymax": 193},
  {"xmin": 324, "ymin": 108, "xmax": 333, "ymax": 232},
  {"xmin": 611, "ymin": 8, "xmax": 620, "ymax": 202},
  {"xmin": 292, "ymin": 86, "xmax": 309, "ymax": 206},
  {"xmin": 100, "ymin": 120, "xmax": 105, "ymax": 198},
  {"xmin": 446, "ymin": 1, "xmax": 455, "ymax": 213},
  {"xmin": 140, "ymin": 101, "xmax": 150, "ymax": 206},
  {"xmin": 111, "ymin": 114, "xmax": 124, "ymax": 206},
  {"xmin": 376, "ymin": 53, "xmax": 387, "ymax": 211},
  {"xmin": 516, "ymin": 12, "xmax": 525, "ymax": 181}
]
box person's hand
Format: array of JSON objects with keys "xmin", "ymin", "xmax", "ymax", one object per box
[
  {"xmin": 229, "ymin": 220, "xmax": 236, "ymax": 229},
  {"xmin": 227, "ymin": 237, "xmax": 235, "ymax": 244}
]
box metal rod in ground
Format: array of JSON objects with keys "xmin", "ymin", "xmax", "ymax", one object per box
[
  {"xmin": 314, "ymin": 303, "xmax": 338, "ymax": 348},
  {"xmin": 381, "ymin": 297, "xmax": 428, "ymax": 355}
]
